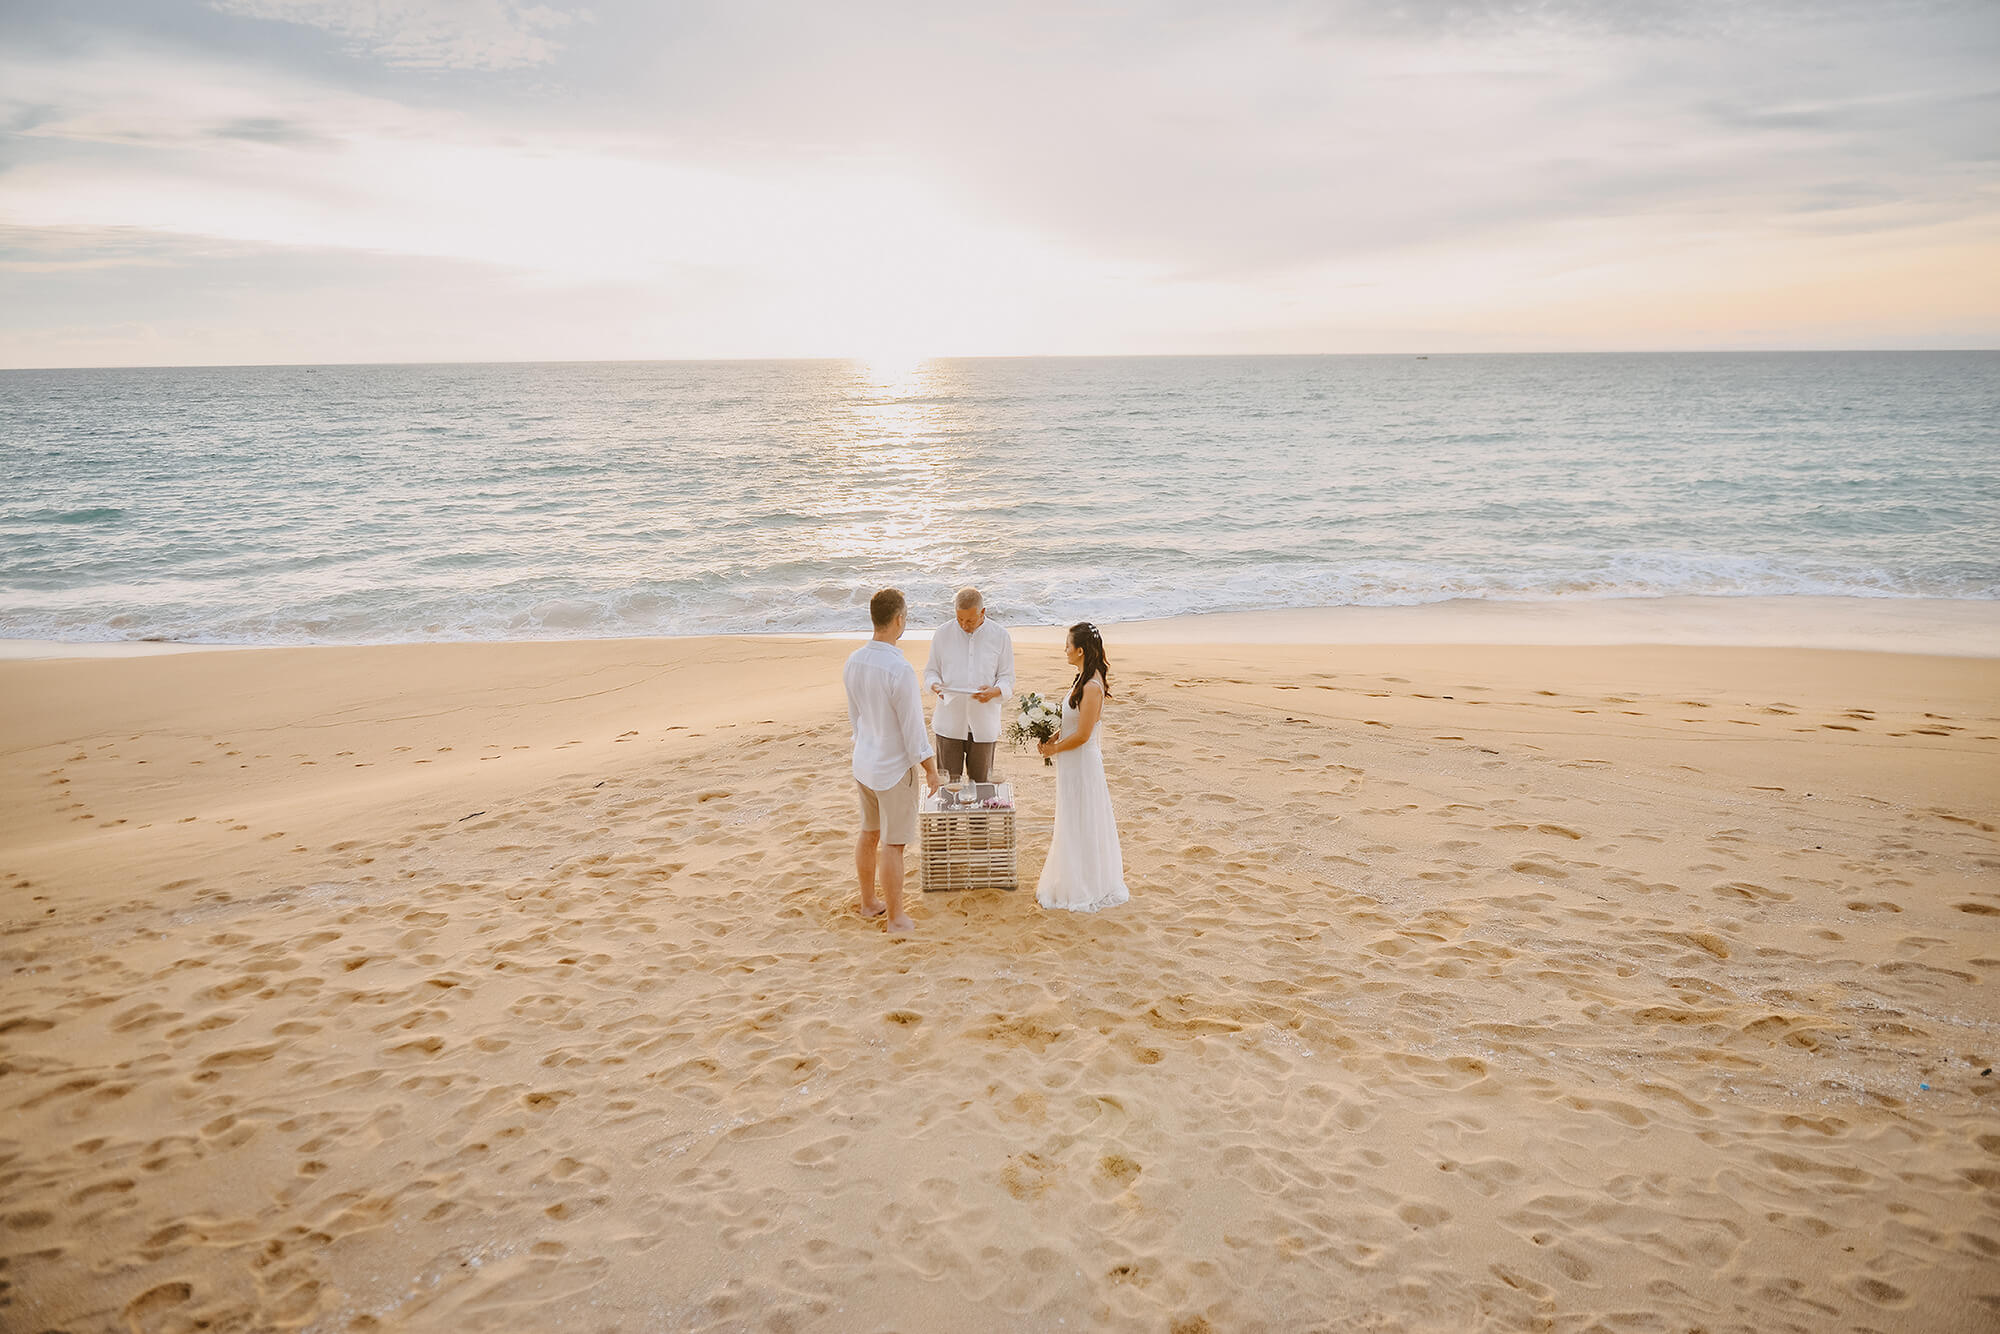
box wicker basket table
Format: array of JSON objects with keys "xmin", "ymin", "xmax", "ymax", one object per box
[{"xmin": 918, "ymin": 782, "xmax": 1017, "ymax": 892}]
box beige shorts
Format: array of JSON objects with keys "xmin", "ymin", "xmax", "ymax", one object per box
[{"xmin": 857, "ymin": 767, "xmax": 920, "ymax": 846}]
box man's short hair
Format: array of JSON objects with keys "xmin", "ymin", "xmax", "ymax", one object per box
[
  {"xmin": 954, "ymin": 587, "xmax": 983, "ymax": 612},
  {"xmin": 870, "ymin": 587, "xmax": 906, "ymax": 629}
]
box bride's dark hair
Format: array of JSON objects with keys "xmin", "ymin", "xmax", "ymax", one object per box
[{"xmin": 1067, "ymin": 621, "xmax": 1112, "ymax": 709}]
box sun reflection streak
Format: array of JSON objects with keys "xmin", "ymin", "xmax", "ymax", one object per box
[
  {"xmin": 860, "ymin": 352, "xmax": 930, "ymax": 391},
  {"xmin": 795, "ymin": 358, "xmax": 964, "ymax": 567}
]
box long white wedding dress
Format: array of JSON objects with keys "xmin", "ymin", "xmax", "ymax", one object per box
[{"xmin": 1036, "ymin": 687, "xmax": 1130, "ymax": 912}]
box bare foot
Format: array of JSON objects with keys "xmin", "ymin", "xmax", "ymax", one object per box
[
  {"xmin": 860, "ymin": 898, "xmax": 886, "ymax": 918},
  {"xmin": 885, "ymin": 913, "xmax": 915, "ymax": 933}
]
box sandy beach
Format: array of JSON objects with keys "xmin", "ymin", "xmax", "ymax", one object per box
[{"xmin": 3, "ymin": 625, "xmax": 1997, "ymax": 1332}]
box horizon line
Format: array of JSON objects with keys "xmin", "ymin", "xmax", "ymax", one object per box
[{"xmin": 5, "ymin": 347, "xmax": 1998, "ymax": 374}]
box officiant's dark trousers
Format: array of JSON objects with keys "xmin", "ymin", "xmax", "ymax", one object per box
[{"xmin": 936, "ymin": 734, "xmax": 995, "ymax": 783}]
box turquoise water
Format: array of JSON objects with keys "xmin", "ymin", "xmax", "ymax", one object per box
[{"xmin": 1, "ymin": 352, "xmax": 1995, "ymax": 644}]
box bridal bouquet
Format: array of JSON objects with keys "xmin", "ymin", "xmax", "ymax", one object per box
[{"xmin": 1006, "ymin": 692, "xmax": 1061, "ymax": 766}]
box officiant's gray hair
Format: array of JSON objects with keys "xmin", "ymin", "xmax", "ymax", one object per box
[{"xmin": 954, "ymin": 587, "xmax": 983, "ymax": 612}]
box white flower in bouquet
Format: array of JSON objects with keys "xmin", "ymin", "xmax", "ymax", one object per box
[{"xmin": 1006, "ymin": 691, "xmax": 1063, "ymax": 765}]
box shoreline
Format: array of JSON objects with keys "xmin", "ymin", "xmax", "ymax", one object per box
[{"xmin": 3, "ymin": 593, "xmax": 1997, "ymax": 660}]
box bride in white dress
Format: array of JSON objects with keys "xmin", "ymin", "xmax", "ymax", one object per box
[{"xmin": 1035, "ymin": 622, "xmax": 1130, "ymax": 912}]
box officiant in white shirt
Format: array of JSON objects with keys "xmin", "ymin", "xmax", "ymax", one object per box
[{"xmin": 923, "ymin": 587, "xmax": 1016, "ymax": 783}]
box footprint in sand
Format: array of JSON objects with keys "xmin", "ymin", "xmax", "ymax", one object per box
[{"xmin": 999, "ymin": 1151, "xmax": 1059, "ymax": 1200}]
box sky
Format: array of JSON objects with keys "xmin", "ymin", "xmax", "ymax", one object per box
[{"xmin": 2, "ymin": 0, "xmax": 1997, "ymax": 367}]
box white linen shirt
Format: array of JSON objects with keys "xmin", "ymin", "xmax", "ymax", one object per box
[
  {"xmin": 845, "ymin": 639, "xmax": 935, "ymax": 790},
  {"xmin": 923, "ymin": 619, "xmax": 1017, "ymax": 744}
]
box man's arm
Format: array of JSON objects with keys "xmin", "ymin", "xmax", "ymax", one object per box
[
  {"xmin": 899, "ymin": 669, "xmax": 941, "ymax": 789},
  {"xmin": 922, "ymin": 632, "xmax": 945, "ymax": 697},
  {"xmin": 993, "ymin": 630, "xmax": 1015, "ymax": 701}
]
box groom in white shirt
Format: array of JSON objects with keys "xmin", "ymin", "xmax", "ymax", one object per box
[
  {"xmin": 845, "ymin": 587, "xmax": 942, "ymax": 933},
  {"xmin": 924, "ymin": 587, "xmax": 1015, "ymax": 784}
]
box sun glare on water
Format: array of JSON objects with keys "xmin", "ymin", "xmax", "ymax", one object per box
[
  {"xmin": 802, "ymin": 353, "xmax": 958, "ymax": 565},
  {"xmin": 860, "ymin": 351, "xmax": 930, "ymax": 389}
]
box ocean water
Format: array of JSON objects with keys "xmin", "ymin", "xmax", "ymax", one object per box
[{"xmin": 1, "ymin": 352, "xmax": 1996, "ymax": 645}]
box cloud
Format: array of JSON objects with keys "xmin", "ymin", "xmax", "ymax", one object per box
[
  {"xmin": 0, "ymin": 224, "xmax": 182, "ymax": 274},
  {"xmin": 0, "ymin": 1, "xmax": 1994, "ymax": 360},
  {"xmin": 0, "ymin": 226, "xmax": 656, "ymax": 366},
  {"xmin": 0, "ymin": 47, "xmax": 1147, "ymax": 358},
  {"xmin": 206, "ymin": 115, "xmax": 336, "ymax": 146},
  {"xmin": 207, "ymin": 0, "xmax": 587, "ymax": 70},
  {"xmin": 465, "ymin": 1, "xmax": 1996, "ymax": 283},
  {"xmin": 1304, "ymin": 0, "xmax": 1994, "ymax": 42}
]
